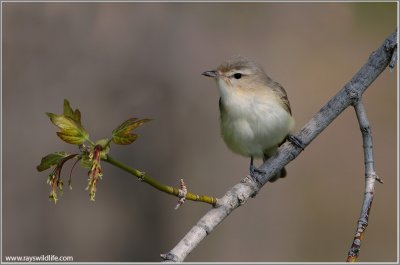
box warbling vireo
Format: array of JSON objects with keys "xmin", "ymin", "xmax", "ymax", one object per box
[{"xmin": 202, "ymin": 55, "xmax": 295, "ymax": 182}]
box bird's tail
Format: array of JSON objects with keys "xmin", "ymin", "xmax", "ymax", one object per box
[
  {"xmin": 263, "ymin": 152, "xmax": 287, "ymax": 182},
  {"xmin": 268, "ymin": 167, "xmax": 287, "ymax": 182}
]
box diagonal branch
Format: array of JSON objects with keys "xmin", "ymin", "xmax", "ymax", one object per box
[{"xmin": 161, "ymin": 30, "xmax": 397, "ymax": 262}]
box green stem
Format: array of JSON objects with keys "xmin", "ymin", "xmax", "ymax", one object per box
[
  {"xmin": 87, "ymin": 139, "xmax": 96, "ymax": 146},
  {"xmin": 103, "ymin": 155, "xmax": 217, "ymax": 206}
]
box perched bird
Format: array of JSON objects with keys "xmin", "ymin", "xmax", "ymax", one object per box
[{"xmin": 202, "ymin": 55, "xmax": 295, "ymax": 182}]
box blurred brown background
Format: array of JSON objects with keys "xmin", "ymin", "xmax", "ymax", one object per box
[{"xmin": 2, "ymin": 2, "xmax": 397, "ymax": 262}]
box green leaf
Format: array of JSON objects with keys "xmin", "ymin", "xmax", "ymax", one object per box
[
  {"xmin": 37, "ymin": 152, "xmax": 71, "ymax": 172},
  {"xmin": 47, "ymin": 112, "xmax": 89, "ymax": 145},
  {"xmin": 111, "ymin": 118, "xmax": 151, "ymax": 145},
  {"xmin": 56, "ymin": 132, "xmax": 86, "ymax": 145},
  {"xmin": 63, "ymin": 99, "xmax": 74, "ymax": 119},
  {"xmin": 63, "ymin": 99, "xmax": 82, "ymax": 126},
  {"xmin": 113, "ymin": 133, "xmax": 138, "ymax": 145}
]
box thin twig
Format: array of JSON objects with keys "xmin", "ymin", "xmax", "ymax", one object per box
[
  {"xmin": 162, "ymin": 30, "xmax": 397, "ymax": 262},
  {"xmin": 103, "ymin": 155, "xmax": 217, "ymax": 206},
  {"xmin": 346, "ymin": 100, "xmax": 382, "ymax": 262}
]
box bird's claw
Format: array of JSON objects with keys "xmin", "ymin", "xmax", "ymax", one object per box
[
  {"xmin": 250, "ymin": 164, "xmax": 267, "ymax": 177},
  {"xmin": 249, "ymin": 165, "xmax": 265, "ymax": 187}
]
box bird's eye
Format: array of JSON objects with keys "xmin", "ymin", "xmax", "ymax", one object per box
[{"xmin": 233, "ymin": 73, "xmax": 242, "ymax": 79}]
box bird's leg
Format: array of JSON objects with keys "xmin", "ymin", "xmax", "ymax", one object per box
[
  {"xmin": 249, "ymin": 156, "xmax": 266, "ymax": 177},
  {"xmin": 249, "ymin": 156, "xmax": 255, "ymax": 174},
  {"xmin": 287, "ymin": 134, "xmax": 305, "ymax": 150}
]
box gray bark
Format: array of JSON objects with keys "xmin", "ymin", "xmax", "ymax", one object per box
[{"xmin": 161, "ymin": 30, "xmax": 397, "ymax": 262}]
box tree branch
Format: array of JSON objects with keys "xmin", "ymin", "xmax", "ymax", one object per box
[
  {"xmin": 103, "ymin": 155, "xmax": 217, "ymax": 206},
  {"xmin": 161, "ymin": 30, "xmax": 397, "ymax": 262},
  {"xmin": 346, "ymin": 100, "xmax": 383, "ymax": 262}
]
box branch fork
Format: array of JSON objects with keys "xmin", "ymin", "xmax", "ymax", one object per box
[{"xmin": 163, "ymin": 30, "xmax": 397, "ymax": 262}]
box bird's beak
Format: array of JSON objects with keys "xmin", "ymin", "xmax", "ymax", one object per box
[{"xmin": 202, "ymin": 70, "xmax": 220, "ymax": 78}]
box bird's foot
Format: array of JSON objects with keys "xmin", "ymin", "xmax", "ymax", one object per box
[
  {"xmin": 287, "ymin": 134, "xmax": 305, "ymax": 150},
  {"xmin": 250, "ymin": 164, "xmax": 266, "ymax": 176},
  {"xmin": 249, "ymin": 164, "xmax": 267, "ymax": 186}
]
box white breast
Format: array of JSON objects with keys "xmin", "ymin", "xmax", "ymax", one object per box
[{"xmin": 218, "ymin": 81, "xmax": 294, "ymax": 158}]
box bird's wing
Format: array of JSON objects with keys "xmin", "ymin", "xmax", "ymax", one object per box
[{"xmin": 268, "ymin": 80, "xmax": 292, "ymax": 115}]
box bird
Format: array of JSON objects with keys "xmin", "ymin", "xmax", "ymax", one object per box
[{"xmin": 202, "ymin": 55, "xmax": 295, "ymax": 182}]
